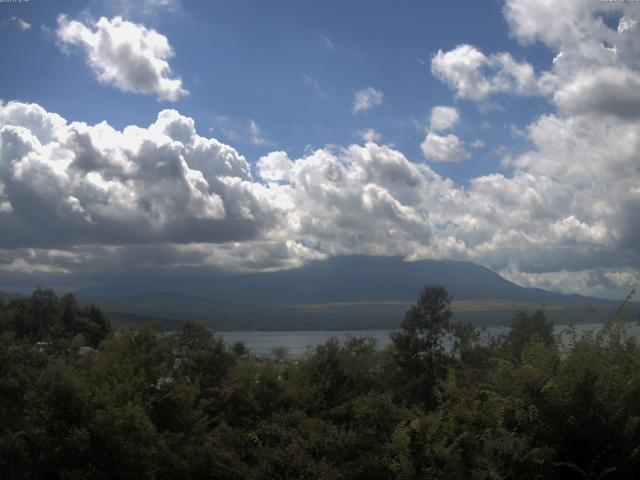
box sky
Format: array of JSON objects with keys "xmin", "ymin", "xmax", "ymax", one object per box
[{"xmin": 0, "ymin": 0, "xmax": 639, "ymax": 299}]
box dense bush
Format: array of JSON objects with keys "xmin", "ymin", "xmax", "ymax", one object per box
[{"xmin": 1, "ymin": 287, "xmax": 639, "ymax": 479}]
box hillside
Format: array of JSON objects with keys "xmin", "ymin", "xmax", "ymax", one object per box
[{"xmin": 76, "ymin": 257, "xmax": 637, "ymax": 330}]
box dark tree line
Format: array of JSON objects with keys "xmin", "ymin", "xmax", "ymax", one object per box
[
  {"xmin": 0, "ymin": 288, "xmax": 110, "ymax": 348},
  {"xmin": 1, "ymin": 286, "xmax": 639, "ymax": 479}
]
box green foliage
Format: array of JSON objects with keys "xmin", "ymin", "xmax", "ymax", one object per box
[
  {"xmin": 391, "ymin": 285, "xmax": 453, "ymax": 407},
  {"xmin": 0, "ymin": 288, "xmax": 111, "ymax": 348},
  {"xmin": 1, "ymin": 285, "xmax": 640, "ymax": 478},
  {"xmin": 506, "ymin": 309, "xmax": 554, "ymax": 360}
]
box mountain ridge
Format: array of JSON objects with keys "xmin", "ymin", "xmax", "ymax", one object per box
[
  {"xmin": 76, "ymin": 256, "xmax": 604, "ymax": 304},
  {"xmin": 71, "ymin": 256, "xmax": 637, "ymax": 330}
]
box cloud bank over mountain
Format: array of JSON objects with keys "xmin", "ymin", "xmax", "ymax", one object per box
[{"xmin": 1, "ymin": 0, "xmax": 639, "ymax": 299}]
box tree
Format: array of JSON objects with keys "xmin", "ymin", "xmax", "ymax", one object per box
[
  {"xmin": 0, "ymin": 290, "xmax": 110, "ymax": 348},
  {"xmin": 58, "ymin": 293, "xmax": 79, "ymax": 334},
  {"xmin": 506, "ymin": 309, "xmax": 554, "ymax": 360},
  {"xmin": 178, "ymin": 320, "xmax": 215, "ymax": 351},
  {"xmin": 450, "ymin": 320, "xmax": 488, "ymax": 367},
  {"xmin": 29, "ymin": 287, "xmax": 58, "ymax": 341},
  {"xmin": 391, "ymin": 285, "xmax": 452, "ymax": 408},
  {"xmin": 230, "ymin": 341, "xmax": 249, "ymax": 358}
]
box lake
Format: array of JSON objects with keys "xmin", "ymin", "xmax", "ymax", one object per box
[{"xmin": 219, "ymin": 322, "xmax": 640, "ymax": 358}]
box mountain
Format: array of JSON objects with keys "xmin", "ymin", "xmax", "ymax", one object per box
[
  {"xmin": 78, "ymin": 256, "xmax": 579, "ymax": 301},
  {"xmin": 76, "ymin": 256, "xmax": 637, "ymax": 330}
]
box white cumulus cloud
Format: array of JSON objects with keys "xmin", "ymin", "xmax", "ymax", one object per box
[
  {"xmin": 0, "ymin": 101, "xmax": 273, "ymax": 250},
  {"xmin": 353, "ymin": 87, "xmax": 384, "ymax": 113},
  {"xmin": 56, "ymin": 15, "xmax": 188, "ymax": 102},
  {"xmin": 430, "ymin": 106, "xmax": 460, "ymax": 131},
  {"xmin": 421, "ymin": 106, "xmax": 470, "ymax": 162},
  {"xmin": 420, "ymin": 133, "xmax": 471, "ymax": 162},
  {"xmin": 431, "ymin": 44, "xmax": 539, "ymax": 101}
]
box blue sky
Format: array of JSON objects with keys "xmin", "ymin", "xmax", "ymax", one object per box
[
  {"xmin": 0, "ymin": 0, "xmax": 639, "ymax": 298},
  {"xmin": 1, "ymin": 0, "xmax": 551, "ymax": 182}
]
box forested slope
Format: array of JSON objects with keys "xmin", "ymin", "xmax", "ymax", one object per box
[{"xmin": 1, "ymin": 287, "xmax": 640, "ymax": 479}]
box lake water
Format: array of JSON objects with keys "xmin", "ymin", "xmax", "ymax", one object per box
[{"xmin": 219, "ymin": 322, "xmax": 640, "ymax": 358}]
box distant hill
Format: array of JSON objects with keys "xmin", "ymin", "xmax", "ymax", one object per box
[
  {"xmin": 0, "ymin": 290, "xmax": 25, "ymax": 303},
  {"xmin": 75, "ymin": 256, "xmax": 638, "ymax": 330}
]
